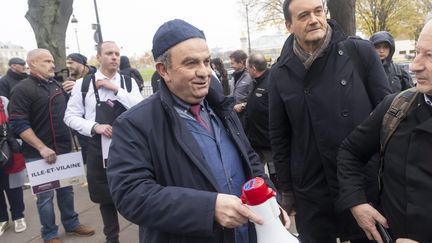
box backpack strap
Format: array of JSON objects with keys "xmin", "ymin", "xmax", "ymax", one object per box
[
  {"xmin": 380, "ymin": 87, "xmax": 418, "ymax": 153},
  {"xmin": 122, "ymin": 75, "xmax": 132, "ymax": 93},
  {"xmin": 81, "ymin": 74, "xmax": 94, "ymax": 106},
  {"xmin": 342, "ymin": 37, "xmax": 366, "ymax": 81},
  {"xmin": 81, "ymin": 74, "xmax": 132, "ymax": 107},
  {"xmin": 378, "ymin": 87, "xmax": 418, "ymax": 191}
]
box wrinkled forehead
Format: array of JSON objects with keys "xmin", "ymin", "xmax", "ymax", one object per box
[
  {"xmin": 290, "ymin": 0, "xmax": 323, "ymax": 15},
  {"xmin": 417, "ymin": 21, "xmax": 432, "ymax": 49}
]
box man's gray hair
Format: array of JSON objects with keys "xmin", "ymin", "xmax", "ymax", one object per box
[{"xmin": 156, "ymin": 50, "xmax": 172, "ymax": 69}]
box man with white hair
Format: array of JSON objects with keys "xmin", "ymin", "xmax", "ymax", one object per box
[{"xmin": 338, "ymin": 20, "xmax": 432, "ymax": 243}]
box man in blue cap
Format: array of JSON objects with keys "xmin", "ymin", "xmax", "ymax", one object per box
[{"xmin": 106, "ymin": 19, "xmax": 289, "ymax": 243}]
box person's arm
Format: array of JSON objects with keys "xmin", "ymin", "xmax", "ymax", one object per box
[
  {"xmin": 337, "ymin": 95, "xmax": 396, "ymax": 242},
  {"xmin": 337, "ymin": 94, "xmax": 394, "ymax": 210},
  {"xmin": 268, "ymin": 71, "xmax": 296, "ymax": 215},
  {"xmin": 63, "ymin": 78, "xmax": 97, "ymax": 137},
  {"xmin": 359, "ymin": 41, "xmax": 392, "ymax": 106},
  {"xmin": 233, "ymin": 74, "xmax": 253, "ymax": 103},
  {"xmin": 19, "ymin": 128, "xmax": 56, "ymax": 163},
  {"xmin": 395, "ymin": 239, "xmax": 419, "ymax": 243},
  {"xmin": 269, "ymin": 73, "xmax": 292, "ymax": 193},
  {"xmin": 0, "ymin": 78, "xmax": 9, "ymax": 98},
  {"xmin": 96, "ymin": 75, "xmax": 143, "ymax": 108},
  {"xmin": 8, "ymin": 84, "xmax": 56, "ymax": 163}
]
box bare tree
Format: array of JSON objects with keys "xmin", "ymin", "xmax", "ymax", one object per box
[
  {"xmin": 247, "ymin": 0, "xmax": 356, "ymax": 36},
  {"xmin": 26, "ymin": 0, "xmax": 73, "ymax": 71},
  {"xmin": 254, "ymin": 0, "xmax": 285, "ymax": 28}
]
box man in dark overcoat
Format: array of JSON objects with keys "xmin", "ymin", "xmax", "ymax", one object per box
[
  {"xmin": 338, "ymin": 19, "xmax": 432, "ymax": 243},
  {"xmin": 269, "ymin": 0, "xmax": 392, "ymax": 242},
  {"xmin": 106, "ymin": 19, "xmax": 289, "ymax": 243}
]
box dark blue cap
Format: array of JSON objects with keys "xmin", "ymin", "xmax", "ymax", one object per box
[
  {"xmin": 152, "ymin": 19, "xmax": 206, "ymax": 60},
  {"xmin": 8, "ymin": 57, "xmax": 26, "ymax": 66},
  {"xmin": 67, "ymin": 53, "xmax": 87, "ymax": 65}
]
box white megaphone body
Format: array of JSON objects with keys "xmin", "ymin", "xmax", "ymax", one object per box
[{"xmin": 241, "ymin": 177, "xmax": 300, "ymax": 243}]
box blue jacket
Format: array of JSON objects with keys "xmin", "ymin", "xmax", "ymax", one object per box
[{"xmin": 107, "ymin": 80, "xmax": 270, "ymax": 243}]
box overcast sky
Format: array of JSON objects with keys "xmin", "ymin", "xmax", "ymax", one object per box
[{"xmin": 2, "ymin": 0, "xmax": 253, "ymax": 57}]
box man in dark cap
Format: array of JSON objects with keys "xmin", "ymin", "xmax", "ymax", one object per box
[
  {"xmin": 106, "ymin": 19, "xmax": 289, "ymax": 243},
  {"xmin": 64, "ymin": 53, "xmax": 96, "ymax": 93},
  {"xmin": 0, "ymin": 57, "xmax": 27, "ymax": 98}
]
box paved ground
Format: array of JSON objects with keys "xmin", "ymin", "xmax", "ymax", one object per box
[{"xmin": 1, "ymin": 183, "xmax": 138, "ymax": 243}]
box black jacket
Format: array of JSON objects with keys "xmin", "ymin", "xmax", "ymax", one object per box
[
  {"xmin": 337, "ymin": 93, "xmax": 432, "ymax": 242},
  {"xmin": 369, "ymin": 31, "xmax": 413, "ymax": 93},
  {"xmin": 0, "ymin": 69, "xmax": 27, "ymax": 99},
  {"xmin": 107, "ymin": 80, "xmax": 271, "ymax": 243},
  {"xmin": 269, "ymin": 20, "xmax": 391, "ymax": 238},
  {"xmin": 9, "ymin": 75, "xmax": 71, "ymax": 158},
  {"xmin": 120, "ymin": 56, "xmax": 144, "ymax": 90},
  {"xmin": 244, "ymin": 69, "xmax": 270, "ymax": 148}
]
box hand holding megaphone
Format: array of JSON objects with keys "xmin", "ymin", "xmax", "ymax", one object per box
[
  {"xmin": 241, "ymin": 177, "xmax": 300, "ymax": 243},
  {"xmin": 215, "ymin": 193, "xmax": 264, "ymax": 228}
]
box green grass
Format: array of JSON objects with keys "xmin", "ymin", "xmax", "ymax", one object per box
[{"xmin": 141, "ymin": 69, "xmax": 156, "ymax": 82}]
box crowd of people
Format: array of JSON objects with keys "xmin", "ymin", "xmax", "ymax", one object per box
[{"xmin": 0, "ymin": 0, "xmax": 431, "ymax": 242}]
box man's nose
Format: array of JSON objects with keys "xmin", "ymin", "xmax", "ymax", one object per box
[
  {"xmin": 196, "ymin": 65, "xmax": 210, "ymax": 78},
  {"xmin": 410, "ymin": 55, "xmax": 423, "ymax": 73},
  {"xmin": 310, "ymin": 13, "xmax": 319, "ymax": 24}
]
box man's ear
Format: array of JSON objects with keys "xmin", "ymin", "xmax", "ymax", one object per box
[
  {"xmin": 285, "ymin": 20, "xmax": 292, "ymax": 33},
  {"xmin": 155, "ymin": 63, "xmax": 169, "ymax": 82}
]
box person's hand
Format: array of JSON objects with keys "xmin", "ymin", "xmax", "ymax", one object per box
[
  {"xmin": 94, "ymin": 124, "xmax": 113, "ymax": 138},
  {"xmin": 350, "ymin": 203, "xmax": 388, "ymax": 243},
  {"xmin": 396, "ymin": 239, "xmax": 419, "ymax": 243},
  {"xmin": 96, "ymin": 78, "xmax": 118, "ymax": 93},
  {"xmin": 62, "ymin": 80, "xmax": 75, "ymax": 93},
  {"xmin": 39, "ymin": 146, "xmax": 57, "ymax": 164},
  {"xmin": 281, "ymin": 191, "xmax": 296, "ymax": 215},
  {"xmin": 215, "ymin": 193, "xmax": 263, "ymax": 228},
  {"xmin": 278, "ymin": 205, "xmax": 291, "ymax": 229},
  {"xmin": 233, "ymin": 103, "xmax": 246, "ymax": 113}
]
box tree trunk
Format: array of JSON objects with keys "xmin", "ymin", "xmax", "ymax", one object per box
[
  {"xmin": 26, "ymin": 0, "xmax": 73, "ymax": 72},
  {"xmin": 327, "ymin": 0, "xmax": 356, "ymax": 35}
]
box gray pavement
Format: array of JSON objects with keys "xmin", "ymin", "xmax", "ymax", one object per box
[{"xmin": 1, "ymin": 183, "xmax": 139, "ymax": 243}]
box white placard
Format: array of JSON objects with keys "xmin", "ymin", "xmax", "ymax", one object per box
[
  {"xmin": 101, "ymin": 135, "xmax": 112, "ymax": 168},
  {"xmin": 26, "ymin": 152, "xmax": 86, "ymax": 194}
]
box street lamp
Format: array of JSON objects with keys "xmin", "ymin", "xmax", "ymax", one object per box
[
  {"xmin": 93, "ymin": 0, "xmax": 103, "ymax": 44},
  {"xmin": 71, "ymin": 14, "xmax": 80, "ymax": 53},
  {"xmin": 242, "ymin": 0, "xmax": 252, "ymax": 55}
]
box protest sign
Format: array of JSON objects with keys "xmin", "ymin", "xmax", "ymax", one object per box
[{"xmin": 26, "ymin": 152, "xmax": 86, "ymax": 194}]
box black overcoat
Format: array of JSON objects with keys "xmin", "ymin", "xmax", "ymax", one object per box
[
  {"xmin": 338, "ymin": 93, "xmax": 432, "ymax": 242},
  {"xmin": 269, "ymin": 20, "xmax": 391, "ymax": 239}
]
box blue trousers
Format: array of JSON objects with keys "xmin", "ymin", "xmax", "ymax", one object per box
[{"xmin": 36, "ymin": 186, "xmax": 80, "ymax": 240}]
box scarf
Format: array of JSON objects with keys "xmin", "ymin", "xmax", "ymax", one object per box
[{"xmin": 293, "ymin": 24, "xmax": 333, "ymax": 70}]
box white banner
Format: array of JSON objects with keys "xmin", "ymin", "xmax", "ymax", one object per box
[{"xmin": 26, "ymin": 152, "xmax": 86, "ymax": 194}]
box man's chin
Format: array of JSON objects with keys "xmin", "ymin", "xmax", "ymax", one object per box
[{"xmin": 417, "ymin": 85, "xmax": 432, "ymax": 95}]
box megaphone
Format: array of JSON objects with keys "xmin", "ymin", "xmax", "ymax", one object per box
[{"xmin": 241, "ymin": 177, "xmax": 300, "ymax": 243}]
